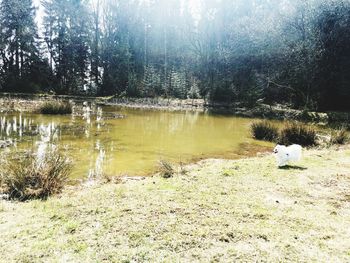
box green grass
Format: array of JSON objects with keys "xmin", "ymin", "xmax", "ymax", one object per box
[{"xmin": 1, "ymin": 146, "xmax": 350, "ymax": 262}]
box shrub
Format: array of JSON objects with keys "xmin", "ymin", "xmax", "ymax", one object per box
[
  {"xmin": 330, "ymin": 128, "xmax": 348, "ymax": 145},
  {"xmin": 39, "ymin": 100, "xmax": 72, "ymax": 115},
  {"xmin": 279, "ymin": 123, "xmax": 317, "ymax": 147},
  {"xmin": 158, "ymin": 159, "xmax": 174, "ymax": 178},
  {"xmin": 0, "ymin": 148, "xmax": 71, "ymax": 201},
  {"xmin": 251, "ymin": 121, "xmax": 279, "ymax": 142}
]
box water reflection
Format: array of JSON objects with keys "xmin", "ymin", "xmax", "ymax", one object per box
[
  {"xmin": 0, "ymin": 105, "xmax": 274, "ymax": 180},
  {"xmin": 36, "ymin": 122, "xmax": 59, "ymax": 164},
  {"xmin": 88, "ymin": 140, "xmax": 106, "ymax": 180},
  {"xmin": 0, "ymin": 104, "xmax": 110, "ymax": 179},
  {"xmin": 0, "ymin": 114, "xmax": 36, "ymax": 139}
]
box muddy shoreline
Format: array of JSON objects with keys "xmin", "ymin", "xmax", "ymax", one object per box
[{"xmin": 1, "ymin": 92, "xmax": 349, "ymax": 124}]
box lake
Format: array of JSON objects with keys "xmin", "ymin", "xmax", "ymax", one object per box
[{"xmin": 0, "ymin": 105, "xmax": 274, "ymax": 181}]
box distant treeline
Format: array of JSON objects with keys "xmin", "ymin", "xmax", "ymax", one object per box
[{"xmin": 0, "ymin": 0, "xmax": 349, "ymax": 110}]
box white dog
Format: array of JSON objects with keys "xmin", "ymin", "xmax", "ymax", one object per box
[{"xmin": 273, "ymin": 144, "xmax": 302, "ymax": 167}]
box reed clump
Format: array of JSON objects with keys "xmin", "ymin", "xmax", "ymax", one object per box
[
  {"xmin": 39, "ymin": 100, "xmax": 72, "ymax": 115},
  {"xmin": 251, "ymin": 121, "xmax": 279, "ymax": 142},
  {"xmin": 0, "ymin": 149, "xmax": 71, "ymax": 201},
  {"xmin": 251, "ymin": 121, "xmax": 318, "ymax": 147},
  {"xmin": 279, "ymin": 122, "xmax": 317, "ymax": 147}
]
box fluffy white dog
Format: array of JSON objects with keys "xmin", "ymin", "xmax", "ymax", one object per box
[{"xmin": 273, "ymin": 144, "xmax": 302, "ymax": 167}]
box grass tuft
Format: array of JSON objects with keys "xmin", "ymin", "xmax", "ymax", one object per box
[
  {"xmin": 251, "ymin": 121, "xmax": 279, "ymax": 142},
  {"xmin": 0, "ymin": 148, "xmax": 72, "ymax": 201},
  {"xmin": 158, "ymin": 159, "xmax": 174, "ymax": 178},
  {"xmin": 279, "ymin": 122, "xmax": 317, "ymax": 147},
  {"xmin": 330, "ymin": 128, "xmax": 348, "ymax": 145},
  {"xmin": 39, "ymin": 100, "xmax": 72, "ymax": 115}
]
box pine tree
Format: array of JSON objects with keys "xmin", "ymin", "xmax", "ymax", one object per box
[
  {"xmin": 142, "ymin": 65, "xmax": 161, "ymax": 97},
  {"xmin": 0, "ymin": 0, "xmax": 42, "ymax": 92},
  {"xmin": 42, "ymin": 0, "xmax": 90, "ymax": 94},
  {"xmin": 89, "ymin": 0, "xmax": 101, "ymax": 94},
  {"xmin": 100, "ymin": 0, "xmax": 135, "ymax": 96}
]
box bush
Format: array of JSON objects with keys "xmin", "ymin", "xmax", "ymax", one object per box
[
  {"xmin": 0, "ymin": 148, "xmax": 71, "ymax": 201},
  {"xmin": 279, "ymin": 123, "xmax": 317, "ymax": 147},
  {"xmin": 251, "ymin": 121, "xmax": 279, "ymax": 142},
  {"xmin": 39, "ymin": 100, "xmax": 72, "ymax": 115},
  {"xmin": 158, "ymin": 159, "xmax": 174, "ymax": 178},
  {"xmin": 330, "ymin": 128, "xmax": 348, "ymax": 145}
]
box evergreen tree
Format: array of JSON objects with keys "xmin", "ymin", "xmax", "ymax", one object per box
[
  {"xmin": 0, "ymin": 0, "xmax": 43, "ymax": 92},
  {"xmin": 142, "ymin": 65, "xmax": 161, "ymax": 97},
  {"xmin": 100, "ymin": 0, "xmax": 134, "ymax": 96},
  {"xmin": 42, "ymin": 0, "xmax": 90, "ymax": 94},
  {"xmin": 0, "ymin": 0, "xmax": 349, "ymax": 110},
  {"xmin": 89, "ymin": 0, "xmax": 101, "ymax": 94}
]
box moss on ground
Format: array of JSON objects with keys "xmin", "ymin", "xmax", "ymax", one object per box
[{"xmin": 1, "ymin": 146, "xmax": 350, "ymax": 262}]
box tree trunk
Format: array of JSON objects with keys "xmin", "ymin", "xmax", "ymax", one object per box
[
  {"xmin": 15, "ymin": 31, "xmax": 20, "ymax": 78},
  {"xmin": 164, "ymin": 27, "xmax": 168, "ymax": 97}
]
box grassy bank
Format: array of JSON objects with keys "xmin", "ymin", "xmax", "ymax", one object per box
[{"xmin": 1, "ymin": 146, "xmax": 350, "ymax": 262}]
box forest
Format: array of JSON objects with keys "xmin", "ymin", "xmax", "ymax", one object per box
[{"xmin": 0, "ymin": 0, "xmax": 349, "ymax": 110}]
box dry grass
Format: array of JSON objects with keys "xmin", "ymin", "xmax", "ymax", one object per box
[
  {"xmin": 0, "ymin": 146, "xmax": 350, "ymax": 262},
  {"xmin": 38, "ymin": 100, "xmax": 72, "ymax": 115},
  {"xmin": 330, "ymin": 128, "xmax": 348, "ymax": 145},
  {"xmin": 158, "ymin": 159, "xmax": 175, "ymax": 178},
  {"xmin": 279, "ymin": 122, "xmax": 317, "ymax": 147},
  {"xmin": 0, "ymin": 149, "xmax": 71, "ymax": 201},
  {"xmin": 251, "ymin": 121, "xmax": 279, "ymax": 142}
]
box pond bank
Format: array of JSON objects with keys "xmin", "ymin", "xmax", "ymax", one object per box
[
  {"xmin": 1, "ymin": 92, "xmax": 349, "ymax": 123},
  {"xmin": 1, "ymin": 145, "xmax": 350, "ymax": 262}
]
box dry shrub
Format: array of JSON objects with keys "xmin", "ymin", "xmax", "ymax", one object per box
[
  {"xmin": 0, "ymin": 149, "xmax": 71, "ymax": 201},
  {"xmin": 158, "ymin": 159, "xmax": 174, "ymax": 178},
  {"xmin": 251, "ymin": 121, "xmax": 279, "ymax": 142},
  {"xmin": 39, "ymin": 100, "xmax": 72, "ymax": 115}
]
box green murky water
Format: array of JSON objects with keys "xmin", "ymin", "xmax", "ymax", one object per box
[{"xmin": 0, "ymin": 105, "xmax": 274, "ymax": 180}]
